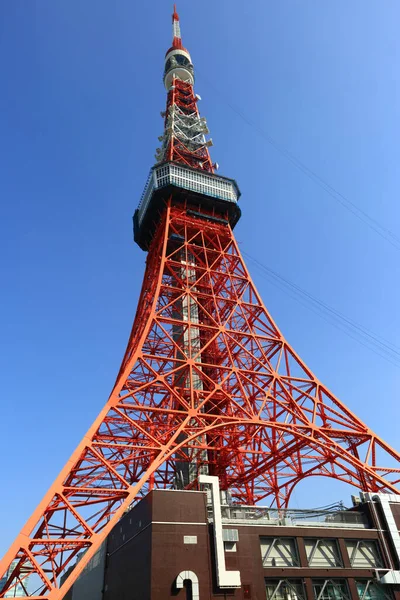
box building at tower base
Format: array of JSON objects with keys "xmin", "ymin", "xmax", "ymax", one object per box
[{"xmin": 61, "ymin": 478, "xmax": 400, "ymax": 600}]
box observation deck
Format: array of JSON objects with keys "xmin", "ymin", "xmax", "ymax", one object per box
[{"xmin": 133, "ymin": 162, "xmax": 241, "ymax": 250}]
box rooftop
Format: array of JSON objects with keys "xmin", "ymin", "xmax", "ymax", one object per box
[{"xmin": 212, "ymin": 503, "xmax": 369, "ymax": 529}]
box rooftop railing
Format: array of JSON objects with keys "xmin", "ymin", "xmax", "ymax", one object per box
[{"xmin": 208, "ymin": 505, "xmax": 368, "ymax": 529}]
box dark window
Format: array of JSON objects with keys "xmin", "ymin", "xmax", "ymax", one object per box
[
  {"xmin": 175, "ymin": 54, "xmax": 189, "ymax": 66},
  {"xmin": 165, "ymin": 54, "xmax": 190, "ymax": 72},
  {"xmin": 356, "ymin": 580, "xmax": 392, "ymax": 600},
  {"xmin": 265, "ymin": 579, "xmax": 306, "ymax": 600},
  {"xmin": 312, "ymin": 579, "xmax": 350, "ymax": 600}
]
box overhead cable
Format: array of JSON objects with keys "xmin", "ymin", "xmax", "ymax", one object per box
[
  {"xmin": 197, "ymin": 71, "xmax": 400, "ymax": 251},
  {"xmin": 242, "ymin": 250, "xmax": 400, "ymax": 369}
]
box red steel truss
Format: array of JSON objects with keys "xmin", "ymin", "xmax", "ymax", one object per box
[
  {"xmin": 155, "ymin": 4, "xmax": 214, "ymax": 173},
  {"xmin": 1, "ymin": 202, "xmax": 400, "ymax": 598},
  {"xmin": 2, "ymin": 5, "xmax": 400, "ymax": 599},
  {"xmin": 163, "ymin": 77, "xmax": 214, "ymax": 172}
]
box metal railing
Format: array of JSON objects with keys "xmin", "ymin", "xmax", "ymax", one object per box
[
  {"xmin": 137, "ymin": 163, "xmax": 240, "ymax": 226},
  {"xmin": 207, "ymin": 505, "xmax": 368, "ymax": 529}
]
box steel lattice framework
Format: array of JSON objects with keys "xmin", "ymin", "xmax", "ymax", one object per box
[
  {"xmin": 156, "ymin": 77, "xmax": 214, "ymax": 172},
  {"xmin": 1, "ymin": 5, "xmax": 400, "ymax": 600}
]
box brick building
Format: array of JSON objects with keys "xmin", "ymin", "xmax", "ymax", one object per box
[{"xmin": 61, "ymin": 477, "xmax": 400, "ymax": 600}]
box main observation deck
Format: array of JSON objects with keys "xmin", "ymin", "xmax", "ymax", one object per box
[{"xmin": 133, "ymin": 162, "xmax": 241, "ymax": 250}]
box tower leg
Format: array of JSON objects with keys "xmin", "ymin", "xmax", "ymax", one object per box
[{"xmin": 1, "ymin": 202, "xmax": 400, "ymax": 599}]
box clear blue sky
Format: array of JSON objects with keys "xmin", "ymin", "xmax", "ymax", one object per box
[{"xmin": 1, "ymin": 0, "xmax": 400, "ymax": 557}]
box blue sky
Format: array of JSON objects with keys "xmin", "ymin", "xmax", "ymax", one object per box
[{"xmin": 1, "ymin": 0, "xmax": 400, "ymax": 557}]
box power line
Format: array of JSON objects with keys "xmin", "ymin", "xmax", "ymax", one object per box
[
  {"xmin": 197, "ymin": 71, "xmax": 400, "ymax": 251},
  {"xmin": 195, "ymin": 72, "xmax": 400, "ymax": 366},
  {"xmin": 242, "ymin": 250, "xmax": 400, "ymax": 369}
]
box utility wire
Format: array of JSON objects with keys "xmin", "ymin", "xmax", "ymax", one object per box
[
  {"xmin": 245, "ymin": 251, "xmax": 400, "ymax": 354},
  {"xmin": 195, "ymin": 72, "xmax": 399, "ymax": 366},
  {"xmin": 197, "ymin": 71, "xmax": 400, "ymax": 251},
  {"xmin": 242, "ymin": 250, "xmax": 400, "ymax": 369}
]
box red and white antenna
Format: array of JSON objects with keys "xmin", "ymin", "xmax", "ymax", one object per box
[
  {"xmin": 172, "ymin": 4, "xmax": 182, "ymax": 48},
  {"xmin": 158, "ymin": 5, "xmax": 214, "ymax": 172}
]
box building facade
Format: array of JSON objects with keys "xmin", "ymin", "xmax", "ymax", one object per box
[
  {"xmin": 0, "ymin": 562, "xmax": 28, "ymax": 598},
  {"xmin": 61, "ymin": 479, "xmax": 400, "ymax": 600}
]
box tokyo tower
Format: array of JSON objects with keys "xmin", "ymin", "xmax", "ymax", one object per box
[{"xmin": 1, "ymin": 5, "xmax": 400, "ymax": 599}]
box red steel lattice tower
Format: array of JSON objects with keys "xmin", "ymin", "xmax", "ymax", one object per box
[{"xmin": 1, "ymin": 6, "xmax": 400, "ymax": 599}]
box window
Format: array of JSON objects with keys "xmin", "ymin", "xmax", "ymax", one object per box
[
  {"xmin": 260, "ymin": 537, "xmax": 299, "ymax": 567},
  {"xmin": 223, "ymin": 527, "xmax": 238, "ymax": 552},
  {"xmin": 175, "ymin": 54, "xmax": 189, "ymax": 66},
  {"xmin": 305, "ymin": 539, "xmax": 342, "ymax": 567},
  {"xmin": 265, "ymin": 579, "xmax": 306, "ymax": 600},
  {"xmin": 356, "ymin": 581, "xmax": 392, "ymax": 600},
  {"xmin": 224, "ymin": 541, "xmax": 237, "ymax": 552},
  {"xmin": 312, "ymin": 579, "xmax": 350, "ymax": 600},
  {"xmin": 346, "ymin": 541, "xmax": 383, "ymax": 568}
]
